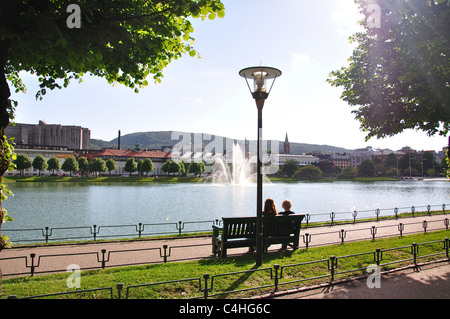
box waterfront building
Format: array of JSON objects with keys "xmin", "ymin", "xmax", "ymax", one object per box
[
  {"xmin": 94, "ymin": 148, "xmax": 171, "ymax": 175},
  {"xmin": 6, "ymin": 145, "xmax": 74, "ymax": 176}
]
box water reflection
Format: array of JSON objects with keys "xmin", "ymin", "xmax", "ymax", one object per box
[{"xmin": 3, "ymin": 180, "xmax": 449, "ymax": 234}]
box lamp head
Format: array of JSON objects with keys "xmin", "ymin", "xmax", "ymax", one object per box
[{"xmin": 239, "ymin": 66, "xmax": 282, "ymax": 100}]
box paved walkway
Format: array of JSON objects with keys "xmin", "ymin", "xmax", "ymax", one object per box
[
  {"xmin": 1, "ymin": 214, "xmax": 448, "ymax": 279},
  {"xmin": 274, "ymin": 262, "xmax": 450, "ymax": 299}
]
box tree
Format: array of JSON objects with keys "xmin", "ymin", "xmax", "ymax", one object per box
[
  {"xmin": 384, "ymin": 153, "xmax": 398, "ymax": 170},
  {"xmin": 77, "ymin": 157, "xmax": 90, "ymax": 177},
  {"xmin": 162, "ymin": 160, "xmax": 182, "ymax": 175},
  {"xmin": 0, "ymin": 0, "xmax": 225, "ymax": 250},
  {"xmin": 294, "ymin": 165, "xmax": 323, "ymax": 180},
  {"xmin": 141, "ymin": 158, "xmax": 154, "ymax": 176},
  {"xmin": 278, "ymin": 159, "xmax": 299, "ymax": 177},
  {"xmin": 90, "ymin": 157, "xmax": 107, "ymax": 176},
  {"xmin": 124, "ymin": 158, "xmax": 137, "ymax": 177},
  {"xmin": 105, "ymin": 159, "xmax": 117, "ymax": 177},
  {"xmin": 340, "ymin": 166, "xmax": 358, "ymax": 178},
  {"xmin": 188, "ymin": 162, "xmax": 205, "ymax": 177},
  {"xmin": 327, "ymin": 0, "xmax": 449, "ymax": 173},
  {"xmin": 357, "ymin": 159, "xmax": 376, "ymax": 177},
  {"xmin": 32, "ymin": 155, "xmax": 48, "ymax": 176},
  {"xmin": 47, "ymin": 157, "xmax": 60, "ymax": 175},
  {"xmin": 61, "ymin": 156, "xmax": 79, "ymax": 176},
  {"xmin": 14, "ymin": 154, "xmax": 31, "ymax": 176}
]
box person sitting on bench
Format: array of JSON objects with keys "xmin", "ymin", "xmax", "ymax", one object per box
[
  {"xmin": 279, "ymin": 199, "xmax": 295, "ymax": 216},
  {"xmin": 262, "ymin": 198, "xmax": 277, "ymax": 216}
]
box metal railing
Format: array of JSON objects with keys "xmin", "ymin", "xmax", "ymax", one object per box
[
  {"xmin": 1, "ymin": 217, "xmax": 449, "ymax": 278},
  {"xmin": 6, "ymin": 237, "xmax": 449, "ymax": 299},
  {"xmin": 3, "ymin": 203, "xmax": 448, "ymax": 244}
]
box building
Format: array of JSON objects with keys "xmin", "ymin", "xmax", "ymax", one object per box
[
  {"xmin": 94, "ymin": 148, "xmax": 172, "ymax": 175},
  {"xmin": 6, "ymin": 145, "xmax": 74, "ymax": 176},
  {"xmin": 5, "ymin": 120, "xmax": 90, "ymax": 150},
  {"xmin": 277, "ymin": 154, "xmax": 319, "ymax": 166},
  {"xmin": 284, "ymin": 133, "xmax": 290, "ymax": 154},
  {"xmin": 330, "ymin": 153, "xmax": 351, "ymax": 169}
]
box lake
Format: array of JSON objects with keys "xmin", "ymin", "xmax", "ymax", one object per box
[{"xmin": 2, "ymin": 180, "xmax": 449, "ymax": 242}]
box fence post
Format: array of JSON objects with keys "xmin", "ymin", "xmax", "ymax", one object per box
[
  {"xmin": 29, "ymin": 253, "xmax": 36, "ymax": 277},
  {"xmin": 92, "ymin": 225, "xmax": 98, "ymax": 241},
  {"xmin": 371, "ymin": 226, "xmax": 377, "ymax": 242},
  {"xmin": 138, "ymin": 223, "xmax": 143, "ymax": 239},
  {"xmin": 330, "ymin": 212, "xmax": 335, "ymax": 225},
  {"xmin": 422, "ymin": 220, "xmax": 428, "ymax": 234},
  {"xmin": 44, "ymin": 227, "xmax": 50, "ymax": 243},
  {"xmin": 177, "ymin": 221, "xmax": 184, "ymax": 236},
  {"xmin": 101, "ymin": 249, "xmax": 106, "ymax": 269},
  {"xmin": 444, "ymin": 238, "xmax": 449, "ymax": 260},
  {"xmin": 303, "ymin": 233, "xmax": 311, "ymax": 250},
  {"xmin": 116, "ymin": 283, "xmax": 124, "ymax": 299},
  {"xmin": 411, "ymin": 243, "xmax": 419, "ymax": 269},
  {"xmin": 375, "ymin": 248, "xmax": 382, "ymax": 266},
  {"xmin": 162, "ymin": 245, "xmax": 169, "ymax": 263},
  {"xmin": 273, "ymin": 264, "xmax": 280, "ymax": 291},
  {"xmin": 398, "ymin": 223, "xmax": 404, "ymax": 238},
  {"xmin": 203, "ymin": 274, "xmax": 210, "ymax": 299},
  {"xmin": 339, "ymin": 229, "xmax": 346, "ymax": 245},
  {"xmin": 443, "ymin": 204, "xmax": 446, "ymax": 215},
  {"xmin": 328, "ymin": 256, "xmax": 337, "ymax": 282},
  {"xmin": 305, "ymin": 214, "xmax": 311, "ymax": 227}
]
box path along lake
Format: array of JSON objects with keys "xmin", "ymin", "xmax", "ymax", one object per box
[{"xmin": 2, "ymin": 180, "xmax": 449, "ymax": 242}]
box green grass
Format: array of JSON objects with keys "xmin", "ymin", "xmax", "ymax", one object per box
[
  {"xmin": 4, "ymin": 176, "xmax": 203, "ymax": 183},
  {"xmin": 1, "ymin": 230, "xmax": 448, "ymax": 299}
]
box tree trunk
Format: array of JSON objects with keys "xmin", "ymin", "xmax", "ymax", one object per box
[{"xmin": 0, "ymin": 43, "xmax": 12, "ymax": 294}]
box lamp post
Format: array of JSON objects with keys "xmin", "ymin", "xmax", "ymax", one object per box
[{"xmin": 239, "ymin": 66, "xmax": 281, "ymax": 266}]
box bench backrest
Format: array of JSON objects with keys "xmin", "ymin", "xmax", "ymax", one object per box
[
  {"xmin": 221, "ymin": 217, "xmax": 256, "ymax": 240},
  {"xmin": 221, "ymin": 215, "xmax": 305, "ymax": 239},
  {"xmin": 263, "ymin": 215, "xmax": 305, "ymax": 237}
]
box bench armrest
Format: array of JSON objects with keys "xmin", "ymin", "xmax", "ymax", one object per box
[{"xmin": 212, "ymin": 225, "xmax": 223, "ymax": 238}]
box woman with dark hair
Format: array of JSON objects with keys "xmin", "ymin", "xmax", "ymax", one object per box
[{"xmin": 262, "ymin": 198, "xmax": 277, "ymax": 216}]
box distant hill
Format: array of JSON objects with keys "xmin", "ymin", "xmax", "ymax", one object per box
[{"xmin": 90, "ymin": 130, "xmax": 352, "ymax": 154}]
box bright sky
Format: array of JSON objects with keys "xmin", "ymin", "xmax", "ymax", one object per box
[{"xmin": 10, "ymin": 0, "xmax": 448, "ymax": 152}]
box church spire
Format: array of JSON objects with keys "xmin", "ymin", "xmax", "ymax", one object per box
[{"xmin": 284, "ymin": 132, "xmax": 290, "ymax": 154}]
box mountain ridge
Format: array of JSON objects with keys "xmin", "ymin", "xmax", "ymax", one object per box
[{"xmin": 90, "ymin": 130, "xmax": 353, "ymax": 154}]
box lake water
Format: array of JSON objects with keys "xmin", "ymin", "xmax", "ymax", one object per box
[{"xmin": 2, "ymin": 180, "xmax": 449, "ymax": 242}]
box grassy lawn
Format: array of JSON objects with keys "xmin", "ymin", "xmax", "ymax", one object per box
[
  {"xmin": 4, "ymin": 176, "xmax": 203, "ymax": 183},
  {"xmin": 1, "ymin": 229, "xmax": 448, "ymax": 299},
  {"xmin": 5, "ymin": 176, "xmax": 403, "ymax": 183}
]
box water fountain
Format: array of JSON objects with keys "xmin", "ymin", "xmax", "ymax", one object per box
[{"xmin": 207, "ymin": 143, "xmax": 256, "ymax": 185}]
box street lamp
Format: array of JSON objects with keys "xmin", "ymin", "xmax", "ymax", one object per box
[{"xmin": 239, "ymin": 66, "xmax": 281, "ymax": 266}]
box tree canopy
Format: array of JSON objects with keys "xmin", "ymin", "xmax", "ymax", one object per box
[
  {"xmin": 327, "ymin": 0, "xmax": 449, "ymax": 140},
  {"xmin": 0, "ymin": 0, "xmax": 225, "ymax": 128}
]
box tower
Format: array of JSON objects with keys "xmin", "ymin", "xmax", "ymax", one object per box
[{"xmin": 284, "ymin": 132, "xmax": 290, "ymax": 154}]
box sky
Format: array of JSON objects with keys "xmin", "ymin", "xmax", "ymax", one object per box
[{"xmin": 10, "ymin": 0, "xmax": 449, "ymax": 152}]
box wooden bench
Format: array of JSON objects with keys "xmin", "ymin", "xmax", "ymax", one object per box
[{"xmin": 212, "ymin": 215, "xmax": 305, "ymax": 258}]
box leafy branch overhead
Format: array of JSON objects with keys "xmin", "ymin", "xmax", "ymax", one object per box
[
  {"xmin": 327, "ymin": 0, "xmax": 449, "ymax": 140},
  {"xmin": 0, "ymin": 0, "xmax": 225, "ymax": 108}
]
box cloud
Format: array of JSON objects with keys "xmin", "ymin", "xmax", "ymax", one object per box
[{"xmin": 182, "ymin": 96, "xmax": 203, "ymax": 103}]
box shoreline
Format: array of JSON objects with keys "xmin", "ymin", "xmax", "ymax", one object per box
[{"xmin": 3, "ymin": 175, "xmax": 447, "ymax": 183}]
